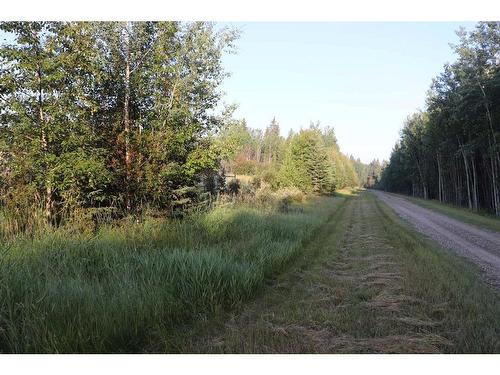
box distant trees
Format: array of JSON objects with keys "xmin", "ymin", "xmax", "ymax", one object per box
[
  {"xmin": 379, "ymin": 22, "xmax": 500, "ymax": 215},
  {"xmin": 349, "ymin": 156, "xmax": 384, "ymax": 188},
  {"xmin": 279, "ymin": 128, "xmax": 332, "ymax": 193},
  {"xmin": 262, "ymin": 117, "xmax": 283, "ymax": 164},
  {"xmin": 218, "ymin": 118, "xmax": 360, "ymax": 193}
]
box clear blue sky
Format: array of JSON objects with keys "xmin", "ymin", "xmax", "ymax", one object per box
[{"xmin": 218, "ymin": 22, "xmax": 475, "ymax": 163}]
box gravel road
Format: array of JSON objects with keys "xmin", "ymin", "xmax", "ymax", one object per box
[{"xmin": 372, "ymin": 190, "xmax": 500, "ymax": 289}]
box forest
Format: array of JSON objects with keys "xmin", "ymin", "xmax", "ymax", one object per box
[
  {"xmin": 378, "ymin": 22, "xmax": 500, "ymax": 216},
  {"xmin": 0, "ymin": 21, "xmax": 377, "ymax": 239}
]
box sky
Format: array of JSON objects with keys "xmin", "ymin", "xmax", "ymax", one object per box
[
  {"xmin": 218, "ymin": 22, "xmax": 475, "ymax": 163},
  {"xmin": 0, "ymin": 22, "xmax": 476, "ymax": 164}
]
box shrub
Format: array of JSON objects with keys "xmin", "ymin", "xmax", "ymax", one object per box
[
  {"xmin": 257, "ymin": 166, "xmax": 280, "ymax": 189},
  {"xmin": 254, "ymin": 187, "xmax": 276, "ymax": 208}
]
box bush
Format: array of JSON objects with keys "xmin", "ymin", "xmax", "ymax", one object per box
[
  {"xmin": 0, "ymin": 184, "xmax": 49, "ymax": 240},
  {"xmin": 232, "ymin": 156, "xmax": 257, "ymax": 175},
  {"xmin": 257, "ymin": 166, "xmax": 280, "ymax": 189},
  {"xmin": 250, "ymin": 176, "xmax": 262, "ymax": 190}
]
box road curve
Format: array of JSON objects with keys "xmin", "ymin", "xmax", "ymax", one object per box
[{"xmin": 371, "ymin": 190, "xmax": 500, "ymax": 289}]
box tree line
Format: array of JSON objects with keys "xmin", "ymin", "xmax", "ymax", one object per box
[
  {"xmin": 378, "ymin": 22, "xmax": 500, "ymax": 216},
  {"xmin": 216, "ymin": 113, "xmax": 363, "ymax": 193},
  {"xmin": 0, "ymin": 21, "xmax": 368, "ymax": 232}
]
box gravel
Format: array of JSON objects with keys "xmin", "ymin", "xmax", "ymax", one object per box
[{"xmin": 372, "ymin": 190, "xmax": 500, "ymax": 289}]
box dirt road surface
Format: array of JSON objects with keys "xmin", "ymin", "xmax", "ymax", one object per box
[{"xmin": 372, "ymin": 191, "xmax": 500, "ymax": 288}]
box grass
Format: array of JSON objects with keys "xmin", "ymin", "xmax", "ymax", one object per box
[
  {"xmin": 178, "ymin": 191, "xmax": 500, "ymax": 353},
  {"xmin": 1, "ymin": 189, "xmax": 499, "ymax": 353},
  {"xmin": 0, "ymin": 195, "xmax": 343, "ymax": 353},
  {"xmin": 394, "ymin": 193, "xmax": 500, "ymax": 232}
]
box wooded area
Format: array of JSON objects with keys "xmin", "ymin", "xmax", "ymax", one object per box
[
  {"xmin": 0, "ymin": 21, "xmax": 241, "ymax": 230},
  {"xmin": 0, "ymin": 22, "xmax": 378, "ymax": 237},
  {"xmin": 379, "ymin": 22, "xmax": 500, "ymax": 216},
  {"xmin": 216, "ymin": 116, "xmax": 363, "ymax": 191}
]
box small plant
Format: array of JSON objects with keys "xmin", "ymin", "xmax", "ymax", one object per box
[
  {"xmin": 251, "ymin": 176, "xmax": 262, "ymax": 190},
  {"xmin": 277, "ymin": 187, "xmax": 305, "ymax": 203},
  {"xmin": 254, "ymin": 187, "xmax": 276, "ymax": 208}
]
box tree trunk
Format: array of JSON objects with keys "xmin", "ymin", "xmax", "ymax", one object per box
[
  {"xmin": 36, "ymin": 55, "xmax": 53, "ymax": 224},
  {"xmin": 437, "ymin": 153, "xmax": 442, "ymax": 202},
  {"xmin": 471, "ymin": 155, "xmax": 478, "ymax": 212},
  {"xmin": 457, "ymin": 159, "xmax": 462, "ymax": 207},
  {"xmin": 415, "ymin": 160, "xmax": 427, "ymax": 199},
  {"xmin": 463, "ymin": 153, "xmax": 472, "ymax": 210},
  {"xmin": 458, "ymin": 138, "xmax": 473, "ymax": 210},
  {"xmin": 491, "ymin": 156, "xmax": 500, "ymax": 216},
  {"xmin": 453, "ymin": 161, "xmax": 458, "ymax": 206},
  {"xmin": 478, "ymin": 80, "xmax": 500, "ymax": 215},
  {"xmin": 124, "ymin": 25, "xmax": 132, "ymax": 212}
]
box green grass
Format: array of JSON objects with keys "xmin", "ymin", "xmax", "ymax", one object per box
[
  {"xmin": 374, "ymin": 195, "xmax": 500, "ymax": 353},
  {"xmin": 0, "ymin": 196, "xmax": 342, "ymax": 353},
  {"xmin": 2, "ymin": 190, "xmax": 499, "ymax": 353},
  {"xmin": 395, "ymin": 193, "xmax": 500, "ymax": 232},
  {"xmin": 179, "ymin": 191, "xmax": 500, "ymax": 353}
]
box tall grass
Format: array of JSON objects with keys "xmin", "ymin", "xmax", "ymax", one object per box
[{"xmin": 0, "ymin": 195, "xmax": 340, "ymax": 353}]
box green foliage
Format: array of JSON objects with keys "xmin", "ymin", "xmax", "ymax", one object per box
[
  {"xmin": 278, "ymin": 128, "xmax": 334, "ymax": 193},
  {"xmin": 216, "ymin": 116, "xmax": 360, "ymax": 195},
  {"xmin": 0, "ymin": 22, "xmax": 239, "ymax": 227},
  {"xmin": 0, "ymin": 22, "xmax": 110, "ymax": 221},
  {"xmin": 379, "ymin": 22, "xmax": 500, "ymax": 215}
]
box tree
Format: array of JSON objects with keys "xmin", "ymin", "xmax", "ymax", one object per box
[
  {"xmin": 0, "ymin": 22, "xmax": 111, "ymax": 223},
  {"xmin": 0, "ymin": 21, "xmax": 239, "ymax": 226},
  {"xmin": 262, "ymin": 117, "xmax": 283, "ymax": 164},
  {"xmin": 278, "ymin": 127, "xmax": 333, "ymax": 193},
  {"xmin": 379, "ymin": 22, "xmax": 500, "ymax": 215}
]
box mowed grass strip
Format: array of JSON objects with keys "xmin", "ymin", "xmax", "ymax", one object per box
[
  {"xmin": 183, "ymin": 192, "xmax": 500, "ymax": 353},
  {"xmin": 0, "ymin": 196, "xmax": 343, "ymax": 353}
]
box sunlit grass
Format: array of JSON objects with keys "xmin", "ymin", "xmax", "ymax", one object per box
[{"xmin": 0, "ymin": 196, "xmax": 342, "ymax": 353}]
